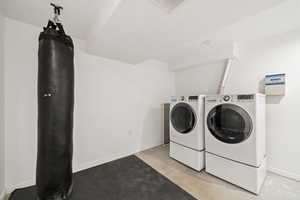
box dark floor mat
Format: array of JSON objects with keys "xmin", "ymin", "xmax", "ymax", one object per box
[{"xmin": 9, "ymin": 155, "xmax": 196, "ymax": 200}]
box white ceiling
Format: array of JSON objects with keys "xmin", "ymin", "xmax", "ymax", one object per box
[
  {"xmin": 86, "ymin": 0, "xmax": 286, "ymax": 64},
  {"xmin": 2, "ymin": 0, "xmax": 299, "ymax": 68},
  {"xmin": 0, "ymin": 0, "xmax": 120, "ymax": 39},
  {"xmin": 150, "ymin": 0, "xmax": 185, "ymax": 12},
  {"xmin": 226, "ymin": 0, "xmax": 300, "ymax": 42}
]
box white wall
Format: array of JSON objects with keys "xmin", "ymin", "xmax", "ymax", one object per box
[
  {"xmin": 74, "ymin": 54, "xmax": 173, "ymax": 171},
  {"xmin": 174, "ymin": 29, "xmax": 300, "ymax": 181},
  {"xmin": 4, "ymin": 18, "xmax": 173, "ymax": 191},
  {"xmin": 0, "ymin": 11, "xmax": 6, "ymax": 199},
  {"xmin": 226, "ymin": 30, "xmax": 300, "ymax": 180},
  {"xmin": 174, "ymin": 61, "xmax": 226, "ymax": 96}
]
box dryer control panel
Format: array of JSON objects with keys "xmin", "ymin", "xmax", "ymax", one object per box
[
  {"xmin": 206, "ymin": 94, "xmax": 256, "ymax": 103},
  {"xmin": 237, "ymin": 95, "xmax": 254, "ymax": 100}
]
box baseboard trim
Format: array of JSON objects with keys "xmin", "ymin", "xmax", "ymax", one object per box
[
  {"xmin": 74, "ymin": 144, "xmax": 163, "ymax": 172},
  {"xmin": 75, "ymin": 159, "xmax": 108, "ymax": 173},
  {"xmin": 268, "ymin": 167, "xmax": 300, "ymax": 181},
  {"xmin": 74, "ymin": 150, "xmax": 140, "ymax": 173},
  {"xmin": 5, "ymin": 150, "xmax": 139, "ymax": 194},
  {"xmin": 6, "ymin": 179, "xmax": 35, "ymax": 195},
  {"xmin": 5, "ymin": 153, "xmax": 135, "ymax": 194}
]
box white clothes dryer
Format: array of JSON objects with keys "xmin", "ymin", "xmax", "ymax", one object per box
[
  {"xmin": 169, "ymin": 95, "xmax": 205, "ymax": 171},
  {"xmin": 205, "ymin": 94, "xmax": 266, "ymax": 194}
]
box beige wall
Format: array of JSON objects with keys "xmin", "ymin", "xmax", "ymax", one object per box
[{"xmin": 0, "ymin": 11, "xmax": 5, "ymax": 197}]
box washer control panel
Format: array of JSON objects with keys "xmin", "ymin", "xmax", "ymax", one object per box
[{"xmin": 189, "ymin": 96, "xmax": 199, "ymax": 100}]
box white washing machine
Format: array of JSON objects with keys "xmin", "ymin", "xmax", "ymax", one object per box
[
  {"xmin": 205, "ymin": 94, "xmax": 266, "ymax": 194},
  {"xmin": 169, "ymin": 95, "xmax": 205, "ymax": 171}
]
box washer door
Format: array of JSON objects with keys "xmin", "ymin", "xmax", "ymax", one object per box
[
  {"xmin": 207, "ymin": 104, "xmax": 252, "ymax": 144},
  {"xmin": 171, "ymin": 103, "xmax": 196, "ymax": 134}
]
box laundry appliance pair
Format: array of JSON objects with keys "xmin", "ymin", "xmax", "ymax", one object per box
[{"xmin": 169, "ymin": 94, "xmax": 266, "ymax": 194}]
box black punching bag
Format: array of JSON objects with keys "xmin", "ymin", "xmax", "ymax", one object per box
[{"xmin": 36, "ymin": 19, "xmax": 74, "ymax": 200}]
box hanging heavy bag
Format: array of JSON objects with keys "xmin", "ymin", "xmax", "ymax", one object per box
[{"xmin": 36, "ymin": 18, "xmax": 74, "ymax": 200}]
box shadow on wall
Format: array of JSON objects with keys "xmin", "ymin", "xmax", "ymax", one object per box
[
  {"xmin": 259, "ymin": 78, "xmax": 284, "ymax": 104},
  {"xmin": 266, "ymin": 96, "xmax": 284, "ymax": 104},
  {"xmin": 258, "ymin": 78, "xmax": 265, "ymax": 94},
  {"xmin": 140, "ymin": 107, "xmax": 163, "ymax": 150}
]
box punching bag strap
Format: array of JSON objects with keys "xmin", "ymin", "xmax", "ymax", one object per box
[
  {"xmin": 44, "ymin": 20, "xmax": 56, "ymax": 31},
  {"xmin": 44, "ymin": 21, "xmax": 65, "ymax": 35},
  {"xmin": 56, "ymin": 23, "xmax": 66, "ymax": 35},
  {"xmin": 40, "ymin": 20, "xmax": 73, "ymax": 48}
]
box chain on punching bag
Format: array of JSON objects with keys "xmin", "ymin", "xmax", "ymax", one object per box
[{"xmin": 36, "ymin": 4, "xmax": 74, "ymax": 200}]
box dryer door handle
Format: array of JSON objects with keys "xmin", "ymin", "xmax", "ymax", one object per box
[
  {"xmin": 208, "ymin": 115, "xmax": 216, "ymax": 133},
  {"xmin": 209, "ymin": 113, "xmax": 216, "ymax": 127}
]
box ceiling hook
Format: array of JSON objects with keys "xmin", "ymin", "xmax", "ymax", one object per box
[{"xmin": 50, "ymin": 3, "xmax": 63, "ymax": 24}]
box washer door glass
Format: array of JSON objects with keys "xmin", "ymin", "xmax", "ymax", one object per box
[
  {"xmin": 171, "ymin": 103, "xmax": 196, "ymax": 134},
  {"xmin": 207, "ymin": 104, "xmax": 252, "ymax": 144}
]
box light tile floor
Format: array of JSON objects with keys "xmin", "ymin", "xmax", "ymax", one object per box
[{"xmin": 136, "ymin": 145, "xmax": 300, "ymax": 200}]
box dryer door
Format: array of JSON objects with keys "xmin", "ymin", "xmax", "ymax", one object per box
[
  {"xmin": 171, "ymin": 103, "xmax": 196, "ymax": 134},
  {"xmin": 207, "ymin": 104, "xmax": 252, "ymax": 144}
]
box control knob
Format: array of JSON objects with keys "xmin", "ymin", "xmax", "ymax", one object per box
[{"xmin": 223, "ymin": 95, "xmax": 230, "ymax": 102}]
